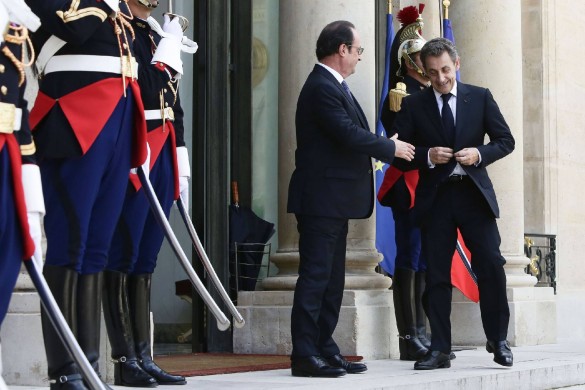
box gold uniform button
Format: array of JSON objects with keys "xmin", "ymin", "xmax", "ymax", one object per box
[
  {"xmin": 165, "ymin": 102, "xmax": 169, "ymax": 107},
  {"xmin": 0, "ymin": 64, "xmax": 5, "ymax": 73},
  {"xmin": 1, "ymin": 86, "xmax": 7, "ymax": 95}
]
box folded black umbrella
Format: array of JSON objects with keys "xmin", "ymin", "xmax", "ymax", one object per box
[{"xmin": 229, "ymin": 182, "xmax": 275, "ymax": 291}]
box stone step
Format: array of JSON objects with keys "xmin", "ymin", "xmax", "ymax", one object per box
[{"xmin": 7, "ymin": 341, "xmax": 585, "ymax": 390}]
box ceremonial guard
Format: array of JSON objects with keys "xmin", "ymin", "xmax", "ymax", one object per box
[
  {"xmin": 0, "ymin": 2, "xmax": 43, "ymax": 390},
  {"xmin": 24, "ymin": 0, "xmax": 147, "ymax": 388},
  {"xmin": 377, "ymin": 5, "xmax": 431, "ymax": 361},
  {"xmin": 102, "ymin": 0, "xmax": 195, "ymax": 386}
]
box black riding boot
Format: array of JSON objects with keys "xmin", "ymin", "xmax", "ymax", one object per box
[
  {"xmin": 414, "ymin": 272, "xmax": 431, "ymax": 348},
  {"xmin": 393, "ymin": 267, "xmax": 428, "ymax": 361},
  {"xmin": 102, "ymin": 270, "xmax": 157, "ymax": 388},
  {"xmin": 77, "ymin": 272, "xmax": 113, "ymax": 389},
  {"xmin": 129, "ymin": 274, "xmax": 186, "ymax": 385},
  {"xmin": 41, "ymin": 265, "xmax": 87, "ymax": 390}
]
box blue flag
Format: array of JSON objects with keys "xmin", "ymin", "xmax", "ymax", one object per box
[
  {"xmin": 442, "ymin": 18, "xmax": 460, "ymax": 81},
  {"xmin": 375, "ymin": 12, "xmax": 397, "ymax": 276}
]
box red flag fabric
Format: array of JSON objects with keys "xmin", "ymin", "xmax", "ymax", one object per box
[{"xmin": 451, "ymin": 229, "xmax": 479, "ymax": 302}]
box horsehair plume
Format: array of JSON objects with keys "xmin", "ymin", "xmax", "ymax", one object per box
[
  {"xmin": 396, "ymin": 5, "xmax": 419, "ymax": 26},
  {"xmin": 418, "ymin": 3, "xmax": 425, "ymax": 15}
]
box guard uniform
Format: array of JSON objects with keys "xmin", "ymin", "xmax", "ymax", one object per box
[
  {"xmin": 0, "ymin": 24, "xmax": 37, "ymax": 329},
  {"xmin": 25, "ymin": 0, "xmax": 147, "ymax": 387},
  {"xmin": 101, "ymin": 13, "xmax": 189, "ymax": 387},
  {"xmin": 380, "ymin": 74, "xmax": 427, "ymax": 272},
  {"xmin": 377, "ymin": 4, "xmax": 432, "ymax": 361},
  {"xmin": 108, "ymin": 16, "xmax": 184, "ymax": 275},
  {"xmin": 0, "ymin": 6, "xmax": 43, "ymax": 389}
]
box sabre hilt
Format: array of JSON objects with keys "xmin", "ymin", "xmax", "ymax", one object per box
[{"xmin": 165, "ymin": 0, "xmax": 189, "ymax": 32}]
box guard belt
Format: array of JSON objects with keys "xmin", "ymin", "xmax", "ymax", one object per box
[
  {"xmin": 144, "ymin": 107, "xmax": 175, "ymax": 122},
  {"xmin": 44, "ymin": 55, "xmax": 139, "ymax": 78},
  {"xmin": 0, "ymin": 103, "xmax": 22, "ymax": 134}
]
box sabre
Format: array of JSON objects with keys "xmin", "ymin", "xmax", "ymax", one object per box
[
  {"xmin": 165, "ymin": 0, "xmax": 189, "ymax": 32},
  {"xmin": 175, "ymin": 196, "xmax": 245, "ymax": 328},
  {"xmin": 23, "ymin": 259, "xmax": 106, "ymax": 390},
  {"xmin": 137, "ymin": 167, "xmax": 231, "ymax": 331}
]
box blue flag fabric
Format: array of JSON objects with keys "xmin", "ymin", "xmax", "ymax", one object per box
[
  {"xmin": 442, "ymin": 18, "xmax": 460, "ymax": 80},
  {"xmin": 375, "ymin": 13, "xmax": 397, "ymax": 276}
]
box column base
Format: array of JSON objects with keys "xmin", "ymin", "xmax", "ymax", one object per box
[
  {"xmin": 1, "ymin": 291, "xmax": 47, "ymax": 386},
  {"xmin": 233, "ymin": 289, "xmax": 399, "ymax": 359},
  {"xmin": 450, "ymin": 287, "xmax": 556, "ymax": 346},
  {"xmin": 1, "ymin": 290, "xmax": 110, "ymax": 386}
]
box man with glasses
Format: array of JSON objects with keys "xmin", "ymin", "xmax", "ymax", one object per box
[{"xmin": 287, "ymin": 20, "xmax": 415, "ymax": 378}]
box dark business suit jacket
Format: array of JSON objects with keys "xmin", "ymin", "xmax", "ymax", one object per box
[
  {"xmin": 287, "ymin": 65, "xmax": 397, "ymax": 218},
  {"xmin": 391, "ymin": 82, "xmax": 515, "ymax": 224},
  {"xmin": 287, "ymin": 64, "xmax": 397, "ymax": 358}
]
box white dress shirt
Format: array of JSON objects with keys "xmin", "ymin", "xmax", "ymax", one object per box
[{"xmin": 428, "ymin": 82, "xmax": 481, "ymax": 174}]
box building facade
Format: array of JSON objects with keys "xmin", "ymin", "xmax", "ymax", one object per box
[{"xmin": 2, "ymin": 0, "xmax": 583, "ymax": 385}]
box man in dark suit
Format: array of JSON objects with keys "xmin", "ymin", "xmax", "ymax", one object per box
[
  {"xmin": 287, "ymin": 20, "xmax": 415, "ymax": 378},
  {"xmin": 391, "ymin": 38, "xmax": 515, "ymax": 370}
]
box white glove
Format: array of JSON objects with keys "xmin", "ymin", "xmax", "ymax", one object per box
[
  {"xmin": 179, "ymin": 176, "xmax": 189, "ymax": 211},
  {"xmin": 151, "ymin": 15, "xmax": 184, "ymax": 76},
  {"xmin": 147, "ymin": 16, "xmax": 198, "ymax": 55},
  {"xmin": 130, "ymin": 142, "xmax": 151, "ymax": 177},
  {"xmin": 162, "ymin": 14, "xmax": 183, "ymax": 40},
  {"xmin": 102, "ymin": 0, "xmax": 120, "ymax": 13},
  {"xmin": 22, "ymin": 164, "xmax": 45, "ymax": 268},
  {"xmin": 180, "ymin": 36, "xmax": 198, "ymax": 54},
  {"xmin": 1, "ymin": 0, "xmax": 41, "ymax": 32},
  {"xmin": 176, "ymin": 146, "xmax": 191, "ymax": 211}
]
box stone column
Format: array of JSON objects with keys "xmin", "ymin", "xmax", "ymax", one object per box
[
  {"xmin": 233, "ymin": 0, "xmax": 397, "ymax": 359},
  {"xmin": 448, "ymin": 0, "xmax": 556, "ymax": 346}
]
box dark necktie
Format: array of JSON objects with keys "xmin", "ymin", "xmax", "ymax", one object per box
[
  {"xmin": 341, "ymin": 80, "xmax": 352, "ymax": 99},
  {"xmin": 441, "ymin": 93, "xmax": 455, "ymax": 146}
]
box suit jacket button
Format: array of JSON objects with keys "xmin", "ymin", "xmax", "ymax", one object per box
[{"xmin": 368, "ymin": 169, "xmax": 372, "ymax": 174}]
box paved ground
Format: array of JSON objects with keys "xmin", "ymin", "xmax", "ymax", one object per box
[{"xmin": 11, "ymin": 341, "xmax": 585, "ymax": 390}]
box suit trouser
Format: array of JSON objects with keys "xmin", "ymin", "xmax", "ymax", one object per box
[
  {"xmin": 291, "ymin": 214, "xmax": 348, "ymax": 358},
  {"xmin": 421, "ymin": 178, "xmax": 509, "ymax": 353}
]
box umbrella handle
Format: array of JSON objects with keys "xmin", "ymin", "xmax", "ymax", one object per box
[{"xmin": 231, "ymin": 181, "xmax": 239, "ymax": 207}]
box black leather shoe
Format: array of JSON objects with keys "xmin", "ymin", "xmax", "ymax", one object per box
[
  {"xmin": 325, "ymin": 354, "xmax": 367, "ymax": 374},
  {"xmin": 141, "ymin": 358, "xmax": 186, "ymax": 385},
  {"xmin": 414, "ymin": 351, "xmax": 451, "ymax": 370},
  {"xmin": 291, "ymin": 356, "xmax": 346, "ymax": 377},
  {"xmin": 486, "ymin": 340, "xmax": 513, "ymax": 367},
  {"xmin": 114, "ymin": 358, "xmax": 158, "ymax": 387}
]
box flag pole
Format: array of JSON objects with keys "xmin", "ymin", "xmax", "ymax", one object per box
[
  {"xmin": 388, "ymin": 0, "xmax": 392, "ymax": 14},
  {"xmin": 443, "ymin": 0, "xmax": 450, "ymax": 20}
]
